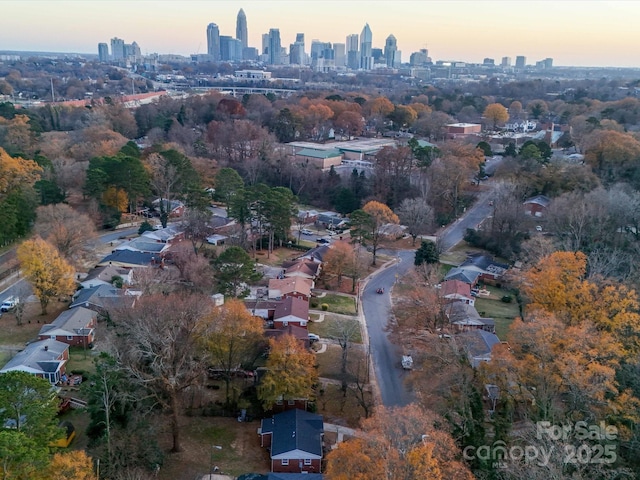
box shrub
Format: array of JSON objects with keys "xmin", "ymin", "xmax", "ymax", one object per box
[
  {"xmin": 321, "ymin": 303, "xmax": 328, "ymax": 311},
  {"xmin": 501, "ymin": 295, "xmax": 513, "ymax": 303}
]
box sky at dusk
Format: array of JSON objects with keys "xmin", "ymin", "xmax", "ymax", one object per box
[{"xmin": 1, "ymin": 0, "xmax": 638, "ymax": 68}]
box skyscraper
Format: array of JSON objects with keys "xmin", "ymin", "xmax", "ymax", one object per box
[
  {"xmin": 515, "ymin": 55, "xmax": 526, "ymax": 68},
  {"xmin": 384, "ymin": 34, "xmax": 397, "ymax": 68},
  {"xmin": 268, "ymin": 28, "xmax": 281, "ymax": 65},
  {"xmin": 98, "ymin": 43, "xmax": 109, "ymax": 62},
  {"xmin": 207, "ymin": 23, "xmax": 220, "ymax": 61},
  {"xmin": 289, "ymin": 33, "xmax": 305, "ymax": 65},
  {"xmin": 360, "ymin": 24, "xmax": 373, "ymax": 70},
  {"xmin": 236, "ymin": 8, "xmax": 248, "ymax": 49},
  {"xmin": 110, "ymin": 37, "xmax": 125, "ymax": 61},
  {"xmin": 501, "ymin": 56, "xmax": 511, "ymax": 67},
  {"xmin": 333, "ymin": 43, "xmax": 346, "ymax": 67},
  {"xmin": 346, "ymin": 33, "xmax": 359, "ymax": 69}
]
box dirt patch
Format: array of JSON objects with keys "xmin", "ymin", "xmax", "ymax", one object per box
[{"xmin": 156, "ymin": 416, "xmax": 269, "ymax": 480}]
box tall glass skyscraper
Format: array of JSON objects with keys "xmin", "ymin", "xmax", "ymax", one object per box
[
  {"xmin": 384, "ymin": 34, "xmax": 397, "ymax": 67},
  {"xmin": 236, "ymin": 9, "xmax": 248, "ymax": 49},
  {"xmin": 207, "ymin": 23, "xmax": 220, "ymax": 61},
  {"xmin": 360, "ymin": 24, "xmax": 372, "ymax": 70},
  {"xmin": 268, "ymin": 28, "xmax": 281, "ymax": 65}
]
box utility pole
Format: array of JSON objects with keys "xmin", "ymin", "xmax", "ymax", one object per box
[{"xmin": 50, "ymin": 78, "xmax": 55, "ymax": 102}]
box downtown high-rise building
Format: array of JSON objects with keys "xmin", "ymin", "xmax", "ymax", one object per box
[
  {"xmin": 98, "ymin": 42, "xmax": 109, "ymax": 62},
  {"xmin": 110, "ymin": 37, "xmax": 125, "ymax": 61},
  {"xmin": 290, "ymin": 33, "xmax": 305, "ymax": 65},
  {"xmin": 333, "ymin": 42, "xmax": 346, "ymax": 67},
  {"xmin": 501, "ymin": 56, "xmax": 511, "ymax": 67},
  {"xmin": 206, "ymin": 23, "xmax": 220, "ymax": 61},
  {"xmin": 236, "ymin": 8, "xmax": 248, "ymax": 49},
  {"xmin": 515, "ymin": 55, "xmax": 526, "ymax": 68},
  {"xmin": 360, "ymin": 24, "xmax": 373, "ymax": 70},
  {"xmin": 346, "ymin": 33, "xmax": 359, "ymax": 69},
  {"xmin": 268, "ymin": 28, "xmax": 281, "ymax": 65},
  {"xmin": 220, "ymin": 36, "xmax": 242, "ymax": 61},
  {"xmin": 384, "ymin": 34, "xmax": 397, "ymax": 68}
]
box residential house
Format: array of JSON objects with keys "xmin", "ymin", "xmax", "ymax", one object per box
[
  {"xmin": 457, "ymin": 329, "xmax": 501, "ymax": 368},
  {"xmin": 444, "ymin": 267, "xmax": 480, "ymax": 286},
  {"xmin": 0, "ymin": 339, "xmax": 69, "ymax": 385},
  {"xmin": 152, "ymin": 198, "xmax": 185, "ymax": 217},
  {"xmin": 97, "ymin": 250, "xmax": 160, "ymax": 268},
  {"xmin": 80, "ymin": 265, "xmax": 133, "ymax": 289},
  {"xmin": 264, "ymin": 324, "xmax": 310, "ymax": 348},
  {"xmin": 140, "ymin": 224, "xmax": 184, "ymax": 244},
  {"xmin": 245, "ymin": 299, "xmax": 282, "ymax": 321},
  {"xmin": 298, "ymin": 245, "xmax": 331, "ymax": 264},
  {"xmin": 273, "ymin": 296, "xmax": 309, "ymax": 329},
  {"xmin": 446, "ymin": 302, "xmax": 495, "ymax": 333},
  {"xmin": 115, "ymin": 238, "xmax": 169, "ymax": 255},
  {"xmin": 459, "ymin": 254, "xmax": 509, "ymax": 283},
  {"xmin": 69, "ymin": 284, "xmax": 136, "ymax": 317},
  {"xmin": 268, "ymin": 277, "xmax": 313, "ymax": 301},
  {"xmin": 259, "ymin": 409, "xmax": 324, "ymax": 473},
  {"xmin": 38, "ymin": 307, "xmax": 97, "ymax": 347},
  {"xmin": 523, "ymin": 194, "xmax": 551, "ymax": 217},
  {"xmin": 282, "ymin": 260, "xmax": 321, "ymax": 281},
  {"xmin": 440, "ymin": 279, "xmax": 475, "ymax": 306}
]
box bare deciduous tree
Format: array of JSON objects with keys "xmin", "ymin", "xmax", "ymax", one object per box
[{"xmin": 114, "ymin": 292, "xmax": 212, "ymax": 453}]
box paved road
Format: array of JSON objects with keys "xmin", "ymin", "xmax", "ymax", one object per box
[
  {"xmin": 439, "ymin": 189, "xmax": 494, "ymax": 252},
  {"xmin": 362, "ymin": 250, "xmax": 415, "ymax": 407}
]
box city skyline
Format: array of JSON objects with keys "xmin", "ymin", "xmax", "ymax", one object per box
[{"xmin": 1, "ymin": 1, "xmax": 638, "ymax": 68}]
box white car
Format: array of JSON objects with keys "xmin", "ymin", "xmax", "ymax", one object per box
[
  {"xmin": 308, "ymin": 333, "xmax": 320, "ymax": 343},
  {"xmin": 0, "ymin": 297, "xmax": 18, "ymax": 312},
  {"xmin": 300, "ymin": 228, "xmax": 314, "ymax": 235}
]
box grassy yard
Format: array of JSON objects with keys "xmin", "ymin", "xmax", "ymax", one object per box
[
  {"xmin": 474, "ymin": 295, "xmax": 521, "ymax": 339},
  {"xmin": 309, "ymin": 314, "xmax": 362, "ymax": 343},
  {"xmin": 66, "ymin": 347, "xmax": 99, "ymax": 375},
  {"xmin": 312, "ymin": 293, "xmax": 356, "ymax": 315}
]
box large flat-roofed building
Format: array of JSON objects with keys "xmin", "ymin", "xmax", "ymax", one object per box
[
  {"xmin": 446, "ymin": 123, "xmax": 482, "ymax": 135},
  {"xmin": 294, "ymin": 148, "xmax": 343, "ymax": 170}
]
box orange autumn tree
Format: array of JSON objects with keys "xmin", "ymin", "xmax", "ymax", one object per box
[
  {"xmin": 326, "ymin": 404, "xmax": 474, "ymax": 480},
  {"xmin": 0, "ymin": 147, "xmax": 41, "ymax": 194},
  {"xmin": 258, "ymin": 334, "xmax": 317, "ymax": 409},
  {"xmin": 45, "ymin": 451, "xmax": 97, "ymax": 480},
  {"xmin": 17, "ymin": 237, "xmax": 76, "ymax": 314},
  {"xmin": 522, "ymin": 251, "xmax": 594, "ymax": 325},
  {"xmin": 197, "ymin": 299, "xmax": 264, "ymax": 405}
]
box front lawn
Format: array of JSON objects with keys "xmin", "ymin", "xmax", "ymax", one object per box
[
  {"xmin": 309, "ymin": 315, "xmax": 362, "ymax": 344},
  {"xmin": 312, "ymin": 293, "xmax": 356, "ymax": 315}
]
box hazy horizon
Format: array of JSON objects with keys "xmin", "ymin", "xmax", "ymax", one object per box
[{"xmin": 1, "ymin": 0, "xmax": 638, "ymax": 68}]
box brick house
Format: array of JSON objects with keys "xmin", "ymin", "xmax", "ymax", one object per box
[
  {"xmin": 259, "ymin": 409, "xmax": 324, "ymax": 473},
  {"xmin": 38, "ymin": 306, "xmax": 97, "ymax": 347}
]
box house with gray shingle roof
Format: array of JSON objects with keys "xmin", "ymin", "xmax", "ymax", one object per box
[
  {"xmin": 38, "ymin": 307, "xmax": 97, "ymax": 347},
  {"xmin": 0, "ymin": 339, "xmax": 69, "ymax": 385},
  {"xmin": 80, "ymin": 265, "xmax": 133, "ymax": 289},
  {"xmin": 457, "ymin": 329, "xmax": 501, "ymax": 368},
  {"xmin": 69, "ymin": 284, "xmax": 136, "ymax": 317},
  {"xmin": 259, "ymin": 409, "xmax": 324, "ymax": 473}
]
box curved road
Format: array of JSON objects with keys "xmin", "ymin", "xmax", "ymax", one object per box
[
  {"xmin": 362, "ymin": 250, "xmax": 415, "ymax": 407},
  {"xmin": 363, "ymin": 171, "xmax": 504, "ymax": 407}
]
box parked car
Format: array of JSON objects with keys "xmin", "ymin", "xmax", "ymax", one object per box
[
  {"xmin": 0, "ymin": 297, "xmax": 18, "ymax": 312},
  {"xmin": 376, "ymin": 287, "xmax": 384, "ymax": 294},
  {"xmin": 316, "ymin": 238, "xmax": 330, "ymax": 245},
  {"xmin": 300, "ymin": 228, "xmax": 314, "ymax": 235},
  {"xmin": 308, "ymin": 333, "xmax": 320, "ymax": 343}
]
